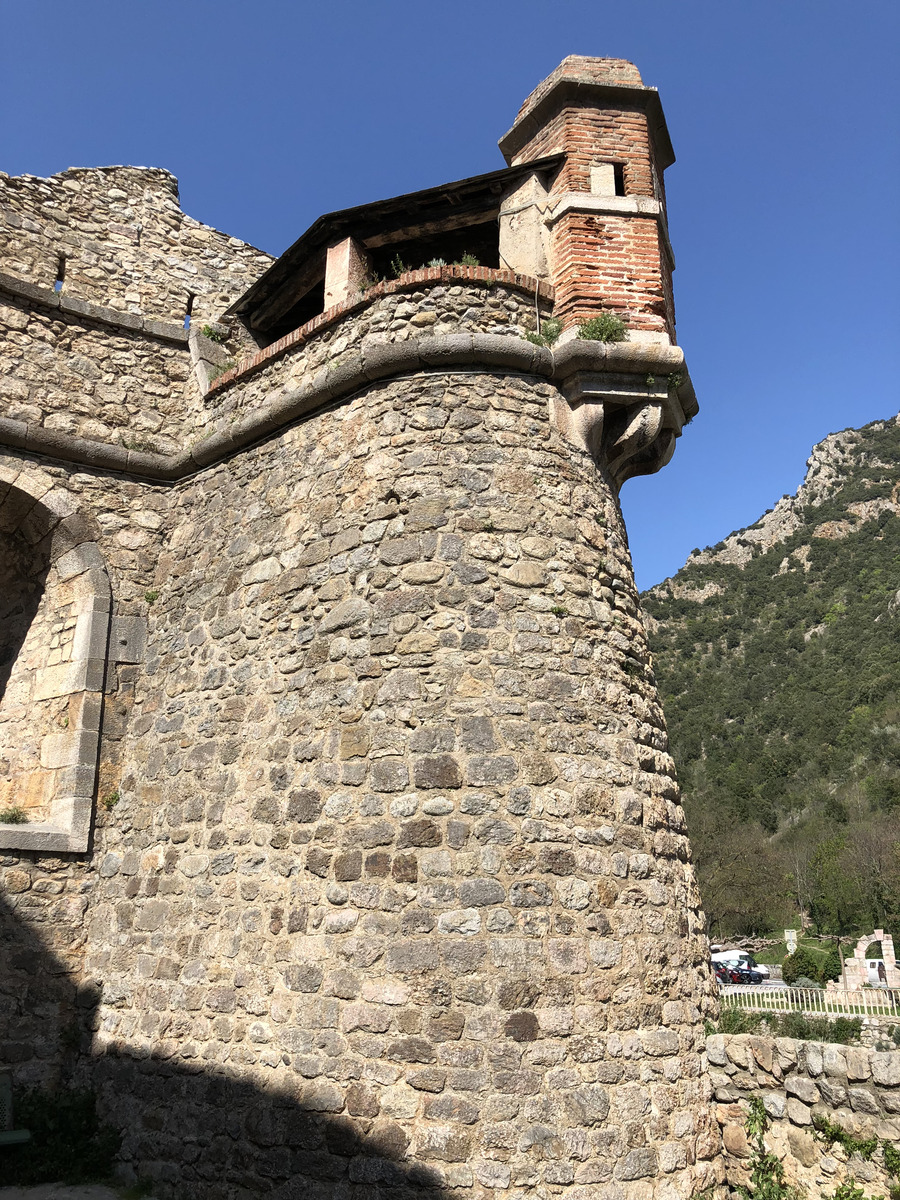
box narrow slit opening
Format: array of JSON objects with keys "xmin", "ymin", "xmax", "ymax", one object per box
[
  {"xmin": 184, "ymin": 293, "xmax": 195, "ymax": 330},
  {"xmin": 54, "ymin": 253, "xmax": 66, "ymax": 293},
  {"xmin": 613, "ymin": 164, "xmax": 626, "ymax": 197}
]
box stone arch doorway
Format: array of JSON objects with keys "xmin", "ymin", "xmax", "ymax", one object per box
[{"xmin": 0, "ymin": 464, "xmax": 110, "ymax": 853}]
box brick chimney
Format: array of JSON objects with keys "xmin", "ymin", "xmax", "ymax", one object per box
[{"xmin": 498, "ymin": 56, "xmax": 677, "ymax": 343}]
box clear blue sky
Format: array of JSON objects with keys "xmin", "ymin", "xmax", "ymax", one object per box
[{"xmin": 3, "ymin": 1, "xmax": 898, "ymax": 588}]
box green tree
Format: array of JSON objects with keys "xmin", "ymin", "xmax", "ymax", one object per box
[{"xmin": 819, "ymin": 945, "xmax": 844, "ymax": 984}]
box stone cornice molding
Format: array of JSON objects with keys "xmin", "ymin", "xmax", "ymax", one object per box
[
  {"xmin": 0, "ymin": 271, "xmax": 190, "ymax": 345},
  {"xmin": 0, "ymin": 335, "xmax": 696, "ymax": 489},
  {"xmin": 551, "ymin": 340, "xmax": 692, "ymax": 487},
  {"xmin": 499, "ymin": 78, "xmax": 674, "ymax": 170},
  {"xmin": 546, "ymin": 193, "xmax": 661, "ymax": 222}
]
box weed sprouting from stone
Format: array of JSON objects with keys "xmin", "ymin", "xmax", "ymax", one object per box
[
  {"xmin": 0, "ymin": 805, "xmax": 28, "ymax": 824},
  {"xmin": 577, "ymin": 311, "xmax": 628, "ymax": 343}
]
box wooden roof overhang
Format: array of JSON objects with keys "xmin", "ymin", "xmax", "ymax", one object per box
[{"xmin": 227, "ymin": 155, "xmax": 565, "ymax": 337}]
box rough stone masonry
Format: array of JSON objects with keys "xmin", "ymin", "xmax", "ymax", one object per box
[{"xmin": 0, "ymin": 58, "xmax": 725, "ymax": 1197}]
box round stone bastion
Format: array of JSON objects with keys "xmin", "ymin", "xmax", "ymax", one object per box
[{"xmin": 67, "ymin": 278, "xmax": 722, "ymax": 1198}]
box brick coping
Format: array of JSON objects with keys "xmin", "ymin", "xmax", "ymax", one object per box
[{"xmin": 208, "ymin": 266, "xmax": 555, "ymax": 397}]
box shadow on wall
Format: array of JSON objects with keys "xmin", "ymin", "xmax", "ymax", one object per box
[
  {"xmin": 0, "ymin": 892, "xmax": 449, "ymax": 1199},
  {"xmin": 0, "ymin": 527, "xmax": 49, "ymax": 702}
]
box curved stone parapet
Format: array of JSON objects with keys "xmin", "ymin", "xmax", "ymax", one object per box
[{"xmin": 0, "ymin": 326, "xmax": 697, "ymax": 494}]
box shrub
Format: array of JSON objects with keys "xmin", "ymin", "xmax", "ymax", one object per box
[
  {"xmin": 820, "ymin": 945, "xmax": 844, "ymax": 984},
  {"xmin": 524, "ymin": 317, "xmax": 564, "ymax": 348},
  {"xmin": 778, "ymin": 1012, "xmax": 861, "ymax": 1044},
  {"xmin": 737, "ymin": 1096, "xmax": 804, "ymax": 1199},
  {"xmin": 782, "ymin": 946, "xmax": 822, "ymax": 985},
  {"xmin": 540, "ymin": 318, "xmax": 563, "ymax": 346},
  {"xmin": 577, "ymin": 311, "xmax": 628, "ymax": 343},
  {"xmin": 793, "ymin": 975, "xmax": 822, "ymax": 990},
  {"xmin": 712, "ymin": 1008, "xmax": 861, "ymax": 1044},
  {"xmin": 718, "ymin": 1007, "xmax": 762, "ymax": 1035}
]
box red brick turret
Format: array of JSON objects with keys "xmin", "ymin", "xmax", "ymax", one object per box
[{"xmin": 498, "ymin": 56, "xmax": 677, "ymax": 342}]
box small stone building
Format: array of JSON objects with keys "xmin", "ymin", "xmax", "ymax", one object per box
[{"xmin": 0, "ymin": 58, "xmax": 722, "ymax": 1197}]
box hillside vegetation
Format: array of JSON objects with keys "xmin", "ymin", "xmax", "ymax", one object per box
[{"xmin": 643, "ymin": 415, "xmax": 900, "ymax": 937}]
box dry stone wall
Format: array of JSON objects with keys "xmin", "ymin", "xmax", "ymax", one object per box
[{"xmin": 711, "ymin": 1033, "xmax": 900, "ymax": 1197}]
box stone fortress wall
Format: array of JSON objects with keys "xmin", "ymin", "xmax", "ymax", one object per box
[
  {"xmin": 0, "ymin": 167, "xmax": 273, "ymax": 454},
  {"xmin": 0, "ymin": 54, "xmax": 852, "ymax": 1199}
]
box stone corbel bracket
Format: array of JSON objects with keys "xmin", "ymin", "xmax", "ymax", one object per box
[{"xmin": 551, "ymin": 340, "xmax": 697, "ymax": 488}]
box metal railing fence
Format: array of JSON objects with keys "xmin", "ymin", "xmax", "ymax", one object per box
[{"xmin": 720, "ymin": 984, "xmax": 900, "ymax": 1019}]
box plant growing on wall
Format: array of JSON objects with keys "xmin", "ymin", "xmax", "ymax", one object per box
[
  {"xmin": 577, "ymin": 311, "xmax": 628, "ymax": 343},
  {"xmin": 524, "ymin": 317, "xmax": 563, "ymax": 348},
  {"xmin": 0, "ymin": 806, "xmax": 28, "ymax": 824},
  {"xmin": 738, "ymin": 1097, "xmax": 804, "ymax": 1199}
]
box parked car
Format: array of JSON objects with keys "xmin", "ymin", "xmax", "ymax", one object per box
[
  {"xmin": 730, "ymin": 965, "xmax": 765, "ymax": 985},
  {"xmin": 711, "ymin": 949, "xmax": 771, "ymax": 980},
  {"xmin": 713, "ymin": 963, "xmax": 732, "ymax": 986}
]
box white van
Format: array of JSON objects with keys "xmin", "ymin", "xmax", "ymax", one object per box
[{"xmin": 867, "ymin": 959, "xmax": 888, "ymax": 985}]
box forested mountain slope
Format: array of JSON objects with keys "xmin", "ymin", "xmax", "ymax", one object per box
[{"xmin": 642, "ymin": 415, "xmax": 900, "ymax": 937}]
